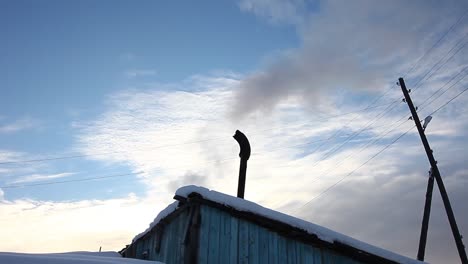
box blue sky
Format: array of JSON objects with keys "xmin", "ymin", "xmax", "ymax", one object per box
[
  {"xmin": 1, "ymin": 1, "xmax": 468, "ymax": 263},
  {"xmin": 0, "ymin": 0, "xmax": 298, "ymax": 199}
]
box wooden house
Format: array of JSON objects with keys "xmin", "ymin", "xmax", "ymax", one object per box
[{"xmin": 121, "ymin": 186, "xmax": 423, "ymax": 264}]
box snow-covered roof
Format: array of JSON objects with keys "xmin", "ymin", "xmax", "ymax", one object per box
[
  {"xmin": 133, "ymin": 185, "xmax": 425, "ymax": 264},
  {"xmin": 0, "ymin": 251, "xmax": 165, "ymax": 264}
]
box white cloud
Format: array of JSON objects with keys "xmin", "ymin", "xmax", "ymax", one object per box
[
  {"xmin": 0, "ymin": 150, "xmax": 48, "ymax": 179},
  {"xmin": 119, "ymin": 53, "xmax": 136, "ymax": 61},
  {"xmin": 0, "ymin": 150, "xmax": 24, "ymax": 163},
  {"xmin": 0, "ymin": 117, "xmax": 39, "ymax": 133},
  {"xmin": 69, "ymin": 71, "xmax": 468, "ymax": 262},
  {"xmin": 1, "ymin": 1, "xmax": 467, "ymax": 261},
  {"xmin": 0, "ymin": 71, "xmax": 465, "ymax": 261},
  {"xmin": 238, "ymin": 0, "xmax": 307, "ymax": 25},
  {"xmin": 233, "ymin": 0, "xmax": 468, "ymax": 119},
  {"xmin": 10, "ymin": 172, "xmax": 77, "ymax": 184},
  {"xmin": 124, "ymin": 69, "xmax": 157, "ymax": 78},
  {"xmin": 0, "ymin": 194, "xmax": 170, "ymax": 253}
]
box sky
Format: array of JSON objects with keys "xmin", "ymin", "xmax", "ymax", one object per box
[{"xmin": 1, "ymin": 0, "xmax": 468, "ymax": 263}]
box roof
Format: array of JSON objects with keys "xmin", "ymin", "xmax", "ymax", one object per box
[{"xmin": 133, "ymin": 185, "xmax": 425, "ymax": 264}]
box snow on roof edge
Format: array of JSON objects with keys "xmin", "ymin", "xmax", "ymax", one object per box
[
  {"xmin": 132, "ymin": 201, "xmax": 179, "ymax": 243},
  {"xmin": 175, "ymin": 185, "xmax": 425, "ymax": 264}
]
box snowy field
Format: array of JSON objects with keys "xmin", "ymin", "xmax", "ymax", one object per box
[{"xmin": 0, "ymin": 251, "xmax": 163, "ymax": 264}]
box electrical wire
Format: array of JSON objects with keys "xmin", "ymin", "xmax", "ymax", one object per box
[
  {"xmin": 0, "ymin": 112, "xmax": 409, "ymax": 189},
  {"xmin": 293, "ymin": 90, "xmax": 396, "ymax": 160},
  {"xmin": 0, "ymin": 102, "xmax": 396, "ymax": 166},
  {"xmin": 297, "ymin": 83, "xmax": 468, "ymax": 210},
  {"xmin": 308, "ymin": 118, "xmax": 410, "ymax": 183},
  {"xmin": 412, "ymin": 31, "xmax": 468, "ymax": 90},
  {"xmin": 404, "ymin": 8, "xmax": 468, "ymax": 78},
  {"xmin": 427, "ymin": 85, "xmax": 468, "ymax": 116},
  {"xmin": 418, "ymin": 68, "xmax": 468, "ymax": 113},
  {"xmin": 0, "ymin": 171, "xmax": 143, "ymax": 189},
  {"xmin": 297, "ymin": 125, "xmax": 415, "ymax": 211},
  {"xmin": 275, "ymin": 95, "xmax": 403, "ymax": 173},
  {"xmin": 7, "ymin": 79, "xmax": 465, "ymax": 190},
  {"xmin": 6, "ymin": 86, "xmax": 466, "ymax": 190},
  {"xmin": 318, "ymin": 99, "xmax": 401, "ymax": 162}
]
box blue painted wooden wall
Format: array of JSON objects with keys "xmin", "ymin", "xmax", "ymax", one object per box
[
  {"xmin": 197, "ymin": 205, "xmax": 366, "ymax": 264},
  {"xmin": 132, "ymin": 208, "xmax": 189, "ymax": 263},
  {"xmin": 131, "ymin": 204, "xmax": 367, "ymax": 263}
]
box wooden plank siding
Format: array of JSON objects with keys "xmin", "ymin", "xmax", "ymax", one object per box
[
  {"xmin": 127, "ymin": 198, "xmax": 395, "ymax": 264},
  {"xmin": 196, "ymin": 204, "xmax": 367, "ymax": 264},
  {"xmin": 130, "ymin": 207, "xmax": 189, "ymax": 263}
]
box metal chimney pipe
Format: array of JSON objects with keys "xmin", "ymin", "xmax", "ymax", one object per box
[{"xmin": 233, "ymin": 130, "xmax": 250, "ymax": 199}]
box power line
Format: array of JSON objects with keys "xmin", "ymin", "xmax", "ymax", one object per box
[
  {"xmin": 0, "ymin": 171, "xmax": 143, "ymax": 189},
  {"xmin": 412, "ymin": 31, "xmax": 468, "ymax": 90},
  {"xmin": 251, "ymin": 134, "xmax": 352, "ymax": 156},
  {"xmin": 284, "ymin": 95, "xmax": 403, "ymax": 173},
  {"xmin": 281, "ymin": 109, "xmax": 412, "ymax": 185},
  {"xmin": 0, "ymin": 102, "xmax": 396, "ymax": 166},
  {"xmin": 405, "ymin": 8, "xmax": 468, "ymax": 78},
  {"xmin": 266, "ymin": 115, "xmax": 414, "ymax": 208},
  {"xmin": 428, "ymin": 85, "xmax": 468, "ymax": 116},
  {"xmin": 297, "ymin": 83, "xmax": 468, "ymax": 210},
  {"xmin": 296, "ymin": 92, "xmax": 395, "ymax": 160},
  {"xmin": 418, "ymin": 68, "xmax": 468, "ymax": 112},
  {"xmin": 297, "ymin": 125, "xmax": 415, "ymax": 211},
  {"xmin": 0, "ymin": 114, "xmax": 410, "ymax": 189},
  {"xmin": 317, "ymin": 99, "xmax": 402, "ymax": 162},
  {"xmin": 6, "ymin": 87, "xmax": 465, "ymax": 190},
  {"xmin": 265, "ymin": 107, "xmax": 413, "ymax": 176},
  {"xmin": 309, "ymin": 118, "xmax": 410, "ymax": 183},
  {"xmin": 253, "ymin": 85, "xmax": 467, "ymax": 172},
  {"xmin": 251, "ymin": 90, "xmax": 405, "ymax": 169},
  {"xmin": 0, "ymin": 121, "xmax": 394, "ymax": 189}
]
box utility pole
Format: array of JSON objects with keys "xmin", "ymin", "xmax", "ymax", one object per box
[
  {"xmin": 417, "ymin": 169, "xmax": 434, "ymax": 261},
  {"xmin": 399, "ymin": 77, "xmax": 467, "ymax": 263}
]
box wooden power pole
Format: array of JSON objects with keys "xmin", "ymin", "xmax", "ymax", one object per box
[
  {"xmin": 399, "ymin": 77, "xmax": 467, "ymax": 263},
  {"xmin": 417, "ymin": 169, "xmax": 434, "ymax": 260}
]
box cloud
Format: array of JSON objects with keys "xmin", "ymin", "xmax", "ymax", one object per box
[
  {"xmin": 69, "ymin": 70, "xmax": 468, "ymax": 263},
  {"xmin": 124, "ymin": 69, "xmax": 157, "ymax": 78},
  {"xmin": 295, "ymin": 142, "xmax": 468, "ymax": 264},
  {"xmin": 2, "ymin": 1, "xmax": 466, "ymax": 261},
  {"xmin": 167, "ymin": 172, "xmax": 207, "ymax": 193},
  {"xmin": 0, "ymin": 194, "xmax": 170, "ymax": 253},
  {"xmin": 0, "ymin": 150, "xmax": 24, "ymax": 163},
  {"xmin": 73, "ymin": 76, "xmax": 240, "ymax": 196},
  {"xmin": 10, "ymin": 172, "xmax": 77, "ymax": 184},
  {"xmin": 0, "ymin": 117, "xmax": 39, "ymax": 133},
  {"xmin": 238, "ymin": 0, "xmax": 307, "ymax": 25},
  {"xmin": 0, "ymin": 150, "xmax": 48, "ymax": 179},
  {"xmin": 232, "ymin": 0, "xmax": 468, "ymax": 119},
  {"xmin": 119, "ymin": 53, "xmax": 136, "ymax": 61}
]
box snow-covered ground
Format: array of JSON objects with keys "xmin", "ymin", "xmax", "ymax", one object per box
[{"xmin": 0, "ymin": 251, "xmax": 164, "ymax": 264}]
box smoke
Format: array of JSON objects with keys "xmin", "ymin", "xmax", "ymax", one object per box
[
  {"xmin": 167, "ymin": 172, "xmax": 207, "ymax": 192},
  {"xmin": 232, "ymin": 0, "xmax": 466, "ymax": 119}
]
